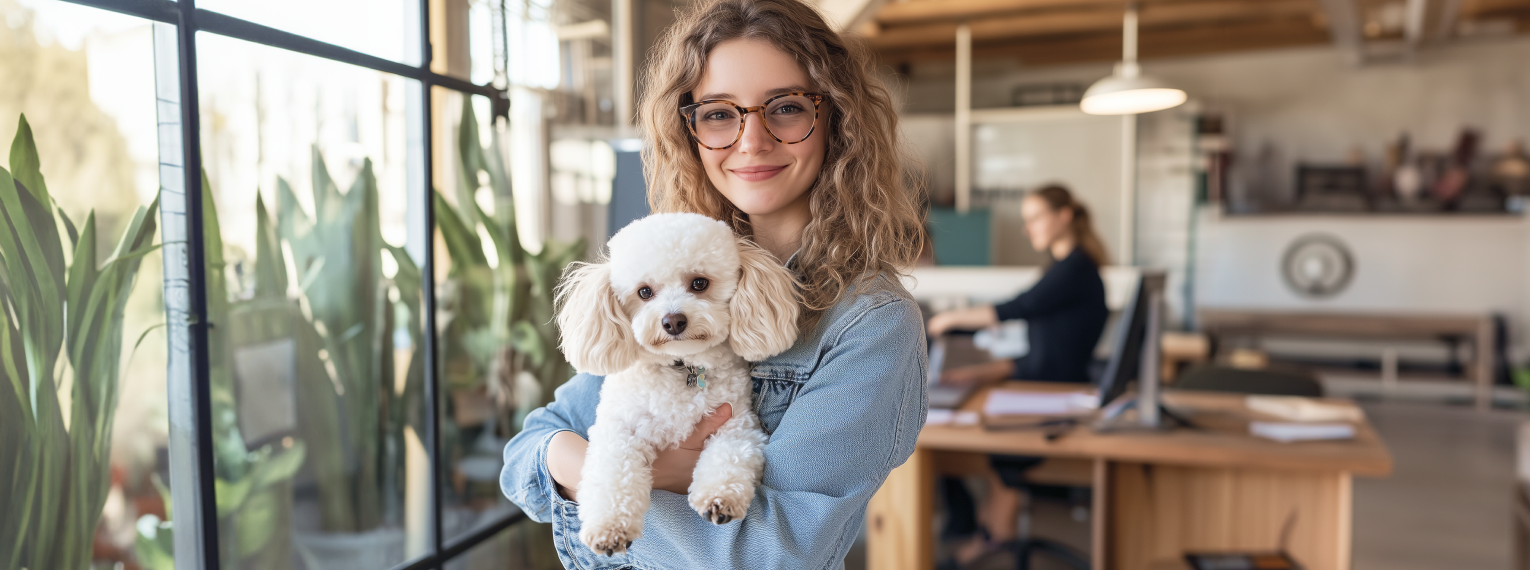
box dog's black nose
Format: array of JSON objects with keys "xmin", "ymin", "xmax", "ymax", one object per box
[{"xmin": 662, "ymin": 313, "xmax": 688, "ymax": 335}]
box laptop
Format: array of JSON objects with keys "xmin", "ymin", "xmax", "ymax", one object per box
[{"xmin": 927, "ymin": 335, "xmax": 982, "ymax": 409}]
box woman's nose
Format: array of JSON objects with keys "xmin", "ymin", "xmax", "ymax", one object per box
[{"xmin": 735, "ymin": 113, "xmax": 776, "ymax": 154}]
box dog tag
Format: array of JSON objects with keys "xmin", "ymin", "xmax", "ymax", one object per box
[{"xmin": 685, "ymin": 366, "xmax": 707, "ymax": 389}]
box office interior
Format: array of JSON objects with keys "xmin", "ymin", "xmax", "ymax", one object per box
[{"xmin": 2, "ymin": 0, "xmax": 1530, "ymax": 569}]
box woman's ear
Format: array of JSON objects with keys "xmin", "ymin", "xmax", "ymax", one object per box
[
  {"xmin": 728, "ymin": 239, "xmax": 801, "ymax": 361},
  {"xmin": 555, "ymin": 261, "xmax": 638, "ymax": 375}
]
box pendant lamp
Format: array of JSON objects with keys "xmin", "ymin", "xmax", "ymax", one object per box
[{"xmin": 1080, "ymin": 3, "xmax": 1186, "ymax": 115}]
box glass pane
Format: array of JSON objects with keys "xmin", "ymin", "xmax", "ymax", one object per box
[
  {"xmin": 197, "ymin": 33, "xmax": 429, "ymax": 569},
  {"xmin": 0, "ymin": 2, "xmax": 171, "ymax": 569},
  {"xmin": 432, "ymin": 87, "xmax": 581, "ymax": 542},
  {"xmin": 198, "ymin": 0, "xmax": 418, "ymax": 65},
  {"xmin": 444, "ymin": 522, "xmax": 559, "ymax": 570},
  {"xmin": 434, "ymin": 0, "xmax": 535, "ymax": 87}
]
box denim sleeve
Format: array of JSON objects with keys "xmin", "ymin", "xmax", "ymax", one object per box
[
  {"xmin": 500, "ymin": 372, "xmax": 604, "ymax": 524},
  {"xmin": 634, "ymin": 296, "xmax": 929, "ymax": 569}
]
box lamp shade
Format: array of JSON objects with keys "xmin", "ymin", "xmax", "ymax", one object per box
[{"xmin": 1080, "ymin": 73, "xmax": 1187, "ymax": 115}]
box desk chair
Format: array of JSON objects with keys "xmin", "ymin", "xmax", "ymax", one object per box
[
  {"xmin": 1172, "ymin": 365, "xmax": 1323, "ymax": 398},
  {"xmin": 1004, "ymin": 460, "xmax": 1092, "ymax": 570}
]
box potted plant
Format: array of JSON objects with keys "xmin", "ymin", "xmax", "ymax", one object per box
[
  {"xmin": 0, "ymin": 115, "xmax": 160, "ymax": 570},
  {"xmin": 133, "ymin": 179, "xmax": 309, "ymax": 570},
  {"xmin": 432, "ymin": 103, "xmax": 581, "ymax": 541}
]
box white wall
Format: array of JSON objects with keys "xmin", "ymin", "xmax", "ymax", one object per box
[{"xmin": 1195, "ymin": 211, "xmax": 1528, "ymax": 314}]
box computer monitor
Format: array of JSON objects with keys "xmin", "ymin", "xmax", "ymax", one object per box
[{"xmin": 1094, "ymin": 270, "xmax": 1167, "ymax": 410}]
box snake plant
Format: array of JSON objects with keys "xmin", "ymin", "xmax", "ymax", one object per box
[
  {"xmin": 0, "ymin": 115, "xmax": 161, "ymax": 570},
  {"xmin": 437, "ymin": 101, "xmax": 583, "ymax": 434},
  {"xmin": 133, "ymin": 179, "xmax": 310, "ymax": 570}
]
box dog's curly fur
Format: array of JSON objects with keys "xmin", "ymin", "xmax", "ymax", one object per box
[{"xmin": 555, "ymin": 213, "xmax": 800, "ymax": 556}]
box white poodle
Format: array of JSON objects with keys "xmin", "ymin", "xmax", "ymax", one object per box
[{"xmin": 555, "ymin": 212, "xmax": 800, "ymax": 557}]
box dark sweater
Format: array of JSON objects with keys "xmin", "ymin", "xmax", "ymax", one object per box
[{"xmin": 993, "ymin": 248, "xmax": 1109, "ymax": 383}]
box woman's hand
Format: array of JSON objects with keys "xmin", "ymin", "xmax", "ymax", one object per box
[
  {"xmin": 927, "ymin": 305, "xmax": 1001, "ymax": 337},
  {"xmin": 653, "ymin": 403, "xmax": 732, "ymax": 494},
  {"xmin": 545, "ymin": 403, "xmax": 735, "ymax": 502}
]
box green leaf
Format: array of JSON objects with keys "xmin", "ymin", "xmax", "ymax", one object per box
[
  {"xmin": 64, "ymin": 213, "xmax": 98, "ymax": 361},
  {"xmin": 508, "ymin": 320, "xmax": 546, "ymax": 367},
  {"xmin": 56, "ymin": 207, "xmax": 78, "ymax": 250},
  {"xmin": 252, "ymin": 192, "xmax": 288, "ymax": 299},
  {"xmin": 133, "ymin": 515, "xmax": 176, "ymax": 570},
  {"xmin": 214, "ymin": 476, "xmax": 253, "ymax": 518},
  {"xmin": 0, "ymin": 168, "xmax": 65, "ymax": 415},
  {"xmin": 234, "ymin": 488, "xmax": 280, "ymax": 558},
  {"xmin": 311, "ymin": 146, "xmax": 343, "ymax": 224},
  {"xmin": 434, "ymin": 191, "xmax": 486, "ymax": 267},
  {"xmin": 249, "ymin": 440, "xmax": 306, "ymax": 489},
  {"xmin": 8, "ymin": 115, "xmax": 49, "ymax": 206}
]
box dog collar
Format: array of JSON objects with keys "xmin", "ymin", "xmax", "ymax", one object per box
[{"xmin": 672, "ymin": 360, "xmax": 707, "ymax": 388}]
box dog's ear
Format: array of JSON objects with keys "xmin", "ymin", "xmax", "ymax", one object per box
[
  {"xmin": 728, "ymin": 238, "xmax": 801, "ymax": 361},
  {"xmin": 555, "ymin": 261, "xmax": 638, "ymax": 375}
]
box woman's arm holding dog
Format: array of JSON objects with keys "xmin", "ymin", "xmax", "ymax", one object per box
[
  {"xmin": 501, "ymin": 373, "xmax": 734, "ymax": 518},
  {"xmin": 633, "ymin": 297, "xmax": 928, "ymax": 570},
  {"xmin": 546, "ymin": 404, "xmax": 734, "ymax": 501},
  {"xmin": 500, "ymin": 372, "xmax": 603, "ymax": 523}
]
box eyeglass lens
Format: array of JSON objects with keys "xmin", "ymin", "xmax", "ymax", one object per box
[{"xmin": 689, "ymin": 95, "xmax": 816, "ymax": 148}]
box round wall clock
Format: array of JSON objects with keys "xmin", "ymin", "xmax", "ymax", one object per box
[{"xmin": 1281, "ymin": 234, "xmax": 1355, "ymax": 299}]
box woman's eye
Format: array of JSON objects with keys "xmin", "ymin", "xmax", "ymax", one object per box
[
  {"xmin": 691, "ymin": 278, "xmax": 709, "ymax": 292},
  {"xmin": 638, "ymin": 286, "xmax": 653, "ymax": 300},
  {"xmin": 703, "ymin": 111, "xmax": 735, "ymax": 122},
  {"xmin": 772, "ymin": 104, "xmax": 804, "ymax": 115}
]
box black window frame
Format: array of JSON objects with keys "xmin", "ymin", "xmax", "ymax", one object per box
[{"xmin": 56, "ymin": 1, "xmax": 526, "ymax": 568}]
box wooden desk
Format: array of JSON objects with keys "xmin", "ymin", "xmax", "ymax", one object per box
[
  {"xmin": 1198, "ymin": 309, "xmax": 1496, "ymax": 410},
  {"xmin": 865, "ymin": 383, "xmax": 1392, "ymax": 570}
]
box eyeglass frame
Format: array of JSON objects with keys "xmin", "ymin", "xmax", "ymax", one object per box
[{"xmin": 678, "ymin": 92, "xmax": 829, "ymax": 151}]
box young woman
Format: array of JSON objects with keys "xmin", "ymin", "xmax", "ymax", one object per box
[
  {"xmin": 925, "ymin": 184, "xmax": 1109, "ymax": 564},
  {"xmin": 926, "ymin": 185, "xmax": 1110, "ymax": 384},
  {"xmin": 499, "ymin": 0, "xmax": 928, "ymax": 567}
]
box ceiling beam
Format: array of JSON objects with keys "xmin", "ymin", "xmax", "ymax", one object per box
[
  {"xmin": 1460, "ymin": 0, "xmax": 1530, "ymax": 18},
  {"xmin": 816, "ymin": 0, "xmax": 891, "ymax": 31},
  {"xmin": 874, "ymin": 17, "xmax": 1329, "ymax": 66},
  {"xmin": 866, "ymin": 0, "xmax": 1319, "ymax": 50},
  {"xmin": 875, "ymin": 0, "xmax": 1127, "ymax": 26}
]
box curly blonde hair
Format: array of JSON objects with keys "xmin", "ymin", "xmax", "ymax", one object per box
[{"xmin": 639, "ymin": 0, "xmax": 925, "ymax": 332}]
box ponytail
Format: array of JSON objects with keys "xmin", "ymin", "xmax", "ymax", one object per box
[{"xmin": 1031, "ymin": 184, "xmax": 1110, "ymax": 267}]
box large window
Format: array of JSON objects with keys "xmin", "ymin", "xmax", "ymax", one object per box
[{"xmin": 0, "ymin": 0, "xmax": 588, "ymax": 568}]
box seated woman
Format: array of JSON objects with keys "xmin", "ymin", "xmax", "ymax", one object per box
[{"xmin": 925, "ymin": 184, "xmax": 1110, "ymax": 565}]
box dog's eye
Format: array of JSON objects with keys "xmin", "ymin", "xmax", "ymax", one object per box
[
  {"xmin": 638, "ymin": 286, "xmax": 653, "ymax": 300},
  {"xmin": 690, "ymin": 278, "xmax": 709, "ymax": 292}
]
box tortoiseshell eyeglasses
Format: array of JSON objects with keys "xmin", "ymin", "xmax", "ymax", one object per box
[{"xmin": 679, "ymin": 92, "xmax": 827, "ymax": 150}]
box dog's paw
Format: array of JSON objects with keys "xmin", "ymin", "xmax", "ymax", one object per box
[
  {"xmin": 579, "ymin": 519, "xmax": 640, "ymax": 557},
  {"xmin": 689, "ymin": 488, "xmax": 751, "ymax": 525}
]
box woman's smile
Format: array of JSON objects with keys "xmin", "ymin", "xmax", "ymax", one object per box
[{"xmin": 729, "ymin": 164, "xmax": 788, "ymax": 182}]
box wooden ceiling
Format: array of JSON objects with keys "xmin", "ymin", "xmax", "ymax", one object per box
[{"xmin": 862, "ymin": 0, "xmax": 1530, "ymax": 67}]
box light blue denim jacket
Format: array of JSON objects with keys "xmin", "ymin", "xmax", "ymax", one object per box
[{"xmin": 500, "ymin": 273, "xmax": 928, "ymax": 570}]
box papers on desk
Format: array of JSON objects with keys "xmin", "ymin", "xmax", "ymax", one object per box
[
  {"xmin": 926, "ymin": 409, "xmax": 980, "ymax": 426},
  {"xmin": 1246, "ymin": 395, "xmax": 1364, "ymax": 423},
  {"xmin": 983, "ymin": 390, "xmax": 1098, "ymax": 417},
  {"xmin": 1245, "ymin": 396, "xmax": 1360, "ymax": 442},
  {"xmin": 1250, "ymin": 421, "xmax": 1355, "ymax": 442}
]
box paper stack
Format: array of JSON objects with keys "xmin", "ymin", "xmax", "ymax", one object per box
[
  {"xmin": 1246, "ymin": 395, "xmax": 1364, "ymax": 423},
  {"xmin": 1250, "ymin": 422, "xmax": 1356, "ymax": 442},
  {"xmin": 983, "ymin": 390, "xmax": 1098, "ymax": 417}
]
